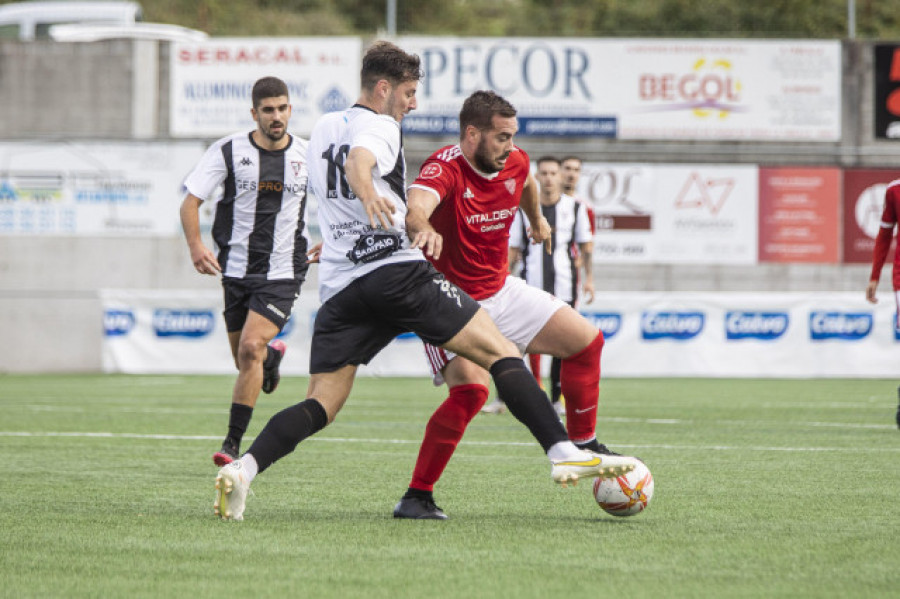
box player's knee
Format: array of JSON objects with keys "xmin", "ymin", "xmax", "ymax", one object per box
[{"xmin": 236, "ymin": 337, "xmax": 267, "ymax": 368}]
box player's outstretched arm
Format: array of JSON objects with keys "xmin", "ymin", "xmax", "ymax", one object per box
[
  {"xmin": 579, "ymin": 241, "xmax": 595, "ymax": 304},
  {"xmin": 345, "ymin": 146, "xmax": 396, "ymax": 230},
  {"xmin": 406, "ymin": 187, "xmax": 442, "ymax": 259},
  {"xmin": 180, "ymin": 193, "xmax": 221, "ymax": 276}
]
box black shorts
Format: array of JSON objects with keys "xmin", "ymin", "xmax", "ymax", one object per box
[
  {"xmin": 310, "ymin": 261, "xmax": 480, "ymax": 374},
  {"xmin": 222, "ymin": 277, "xmax": 302, "ymax": 333}
]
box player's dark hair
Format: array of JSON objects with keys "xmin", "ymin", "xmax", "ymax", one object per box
[
  {"xmin": 252, "ymin": 76, "xmax": 289, "ymax": 108},
  {"xmin": 537, "ymin": 156, "xmax": 561, "ymax": 167},
  {"xmin": 561, "ymin": 156, "xmax": 582, "ymax": 165},
  {"xmin": 361, "ymin": 41, "xmax": 423, "ymax": 90},
  {"xmin": 459, "ymin": 90, "xmax": 517, "ymax": 134}
]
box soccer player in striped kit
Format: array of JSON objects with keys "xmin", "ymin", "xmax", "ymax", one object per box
[
  {"xmin": 393, "ymin": 91, "xmax": 637, "ymax": 519},
  {"xmin": 508, "ymin": 156, "xmax": 595, "ymax": 413},
  {"xmin": 180, "ymin": 76, "xmax": 314, "ymax": 466}
]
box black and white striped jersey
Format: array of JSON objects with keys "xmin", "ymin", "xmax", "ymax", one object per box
[
  {"xmin": 510, "ymin": 194, "xmax": 592, "ymax": 303},
  {"xmin": 184, "ymin": 131, "xmax": 310, "ymax": 281}
]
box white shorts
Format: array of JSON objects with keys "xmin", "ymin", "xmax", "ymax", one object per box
[{"xmin": 423, "ymin": 276, "xmax": 566, "ymax": 386}]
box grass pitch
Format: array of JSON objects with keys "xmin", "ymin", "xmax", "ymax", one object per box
[{"xmin": 1, "ymin": 375, "xmax": 898, "ymax": 598}]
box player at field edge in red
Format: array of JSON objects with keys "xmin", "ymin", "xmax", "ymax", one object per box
[{"xmin": 864, "ymin": 177, "xmax": 900, "ymax": 429}]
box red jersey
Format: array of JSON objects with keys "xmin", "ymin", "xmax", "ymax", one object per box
[
  {"xmin": 411, "ymin": 144, "xmax": 530, "ymax": 300},
  {"xmin": 870, "ymin": 179, "xmax": 900, "ymax": 291}
]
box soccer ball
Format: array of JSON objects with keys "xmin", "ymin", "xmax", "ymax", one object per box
[{"xmin": 592, "ymin": 460, "xmax": 654, "ymax": 517}]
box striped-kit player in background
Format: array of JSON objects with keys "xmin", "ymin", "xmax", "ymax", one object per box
[
  {"xmin": 864, "ymin": 178, "xmax": 900, "ymax": 428},
  {"xmin": 507, "ymin": 156, "xmax": 595, "ymax": 414},
  {"xmin": 485, "ymin": 154, "xmax": 595, "ymax": 414},
  {"xmin": 211, "ymin": 42, "xmax": 635, "ymax": 522},
  {"xmin": 179, "ymin": 76, "xmax": 317, "ymax": 466},
  {"xmin": 395, "ymin": 90, "xmax": 639, "ymax": 519}
]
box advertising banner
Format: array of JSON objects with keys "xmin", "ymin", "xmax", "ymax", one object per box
[
  {"xmin": 397, "ymin": 37, "xmax": 840, "ymax": 141},
  {"xmin": 100, "ymin": 289, "xmax": 430, "ymax": 377},
  {"xmin": 583, "ymin": 292, "xmax": 897, "ymax": 378},
  {"xmin": 758, "ymin": 167, "xmax": 840, "ymax": 263},
  {"xmin": 574, "ymin": 162, "xmax": 758, "ymax": 264},
  {"xmin": 873, "ymin": 44, "xmax": 900, "ymax": 140},
  {"xmin": 0, "ymin": 141, "xmax": 204, "ymax": 236},
  {"xmin": 842, "ymin": 168, "xmax": 900, "ymax": 263},
  {"xmin": 611, "ymin": 39, "xmax": 841, "ymax": 141},
  {"xmin": 103, "ymin": 290, "xmax": 898, "ymax": 378},
  {"xmin": 169, "ymin": 38, "xmax": 361, "ymax": 138}
]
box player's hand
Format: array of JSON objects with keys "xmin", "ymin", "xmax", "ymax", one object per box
[
  {"xmin": 306, "ymin": 242, "xmax": 323, "ymax": 264},
  {"xmin": 190, "ymin": 243, "xmax": 221, "ymax": 276},
  {"xmin": 362, "ymin": 195, "xmax": 396, "ymax": 229},
  {"xmin": 528, "ymin": 215, "xmax": 553, "ymax": 254},
  {"xmin": 582, "ymin": 281, "xmax": 595, "ymax": 304},
  {"xmin": 865, "ymin": 280, "xmax": 879, "ymax": 304},
  {"xmin": 410, "ymin": 230, "xmax": 443, "ymax": 260}
]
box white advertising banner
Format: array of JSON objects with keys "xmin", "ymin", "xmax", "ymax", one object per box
[
  {"xmin": 103, "ymin": 290, "xmax": 897, "ymax": 378},
  {"xmin": 397, "ymin": 37, "xmax": 840, "ymax": 141},
  {"xmin": 169, "ymin": 38, "xmax": 362, "ymax": 138},
  {"xmin": 574, "ymin": 162, "xmax": 758, "ymax": 264},
  {"xmin": 584, "ymin": 292, "xmax": 898, "ymax": 378},
  {"xmin": 100, "ymin": 288, "xmax": 431, "ymax": 377},
  {"xmin": 609, "ymin": 39, "xmax": 841, "ymax": 141},
  {"xmin": 0, "ymin": 141, "xmax": 205, "ymax": 236}
]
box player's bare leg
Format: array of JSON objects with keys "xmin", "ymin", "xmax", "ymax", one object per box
[{"xmin": 214, "ymin": 312, "xmax": 281, "ymax": 466}]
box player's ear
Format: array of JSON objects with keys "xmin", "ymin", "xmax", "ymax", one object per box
[{"xmin": 375, "ymin": 79, "xmax": 391, "ymax": 100}]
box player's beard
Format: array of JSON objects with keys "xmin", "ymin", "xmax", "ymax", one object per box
[
  {"xmin": 262, "ymin": 121, "xmax": 286, "ymax": 142},
  {"xmin": 472, "ymin": 139, "xmax": 508, "ymax": 174}
]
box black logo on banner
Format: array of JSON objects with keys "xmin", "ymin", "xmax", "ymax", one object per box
[
  {"xmin": 346, "ymin": 231, "xmax": 403, "ymax": 264},
  {"xmin": 874, "ymin": 44, "xmax": 900, "ymax": 140}
]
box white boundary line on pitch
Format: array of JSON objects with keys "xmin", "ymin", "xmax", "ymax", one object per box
[{"xmin": 2, "ymin": 431, "xmax": 899, "ymax": 452}]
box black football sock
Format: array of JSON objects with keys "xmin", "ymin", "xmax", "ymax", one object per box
[
  {"xmin": 226, "ymin": 402, "xmax": 254, "ymax": 448},
  {"xmin": 550, "ymin": 357, "xmax": 562, "ymax": 403},
  {"xmin": 245, "ymin": 398, "xmax": 328, "ymax": 473},
  {"xmin": 489, "ymin": 357, "xmax": 568, "ymax": 452}
]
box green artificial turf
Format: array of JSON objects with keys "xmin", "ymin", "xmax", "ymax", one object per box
[{"xmin": 1, "ymin": 375, "xmax": 897, "ymax": 598}]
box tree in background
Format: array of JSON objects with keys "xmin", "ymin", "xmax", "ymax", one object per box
[{"xmin": 1, "ymin": 0, "xmax": 892, "ymax": 38}]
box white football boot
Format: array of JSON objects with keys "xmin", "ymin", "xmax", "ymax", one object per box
[
  {"xmin": 214, "ymin": 461, "xmax": 250, "ymax": 521},
  {"xmin": 551, "ymin": 451, "xmax": 637, "ymax": 488}
]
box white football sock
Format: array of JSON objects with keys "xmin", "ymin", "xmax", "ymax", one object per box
[
  {"xmin": 547, "ymin": 441, "xmax": 587, "ymax": 462},
  {"xmin": 239, "ymin": 453, "xmax": 259, "ymax": 482}
]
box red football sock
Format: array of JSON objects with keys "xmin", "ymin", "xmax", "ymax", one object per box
[
  {"xmin": 528, "ymin": 353, "xmax": 543, "ymax": 386},
  {"xmin": 409, "ymin": 383, "xmax": 489, "ymax": 492},
  {"xmin": 560, "ymin": 332, "xmax": 604, "ymax": 443}
]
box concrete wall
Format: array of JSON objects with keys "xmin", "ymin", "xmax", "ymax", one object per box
[{"xmin": 0, "ymin": 39, "xmax": 892, "ymax": 372}]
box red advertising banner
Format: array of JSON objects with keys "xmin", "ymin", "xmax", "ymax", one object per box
[
  {"xmin": 842, "ymin": 169, "xmax": 900, "ymax": 264},
  {"xmin": 758, "ymin": 167, "xmax": 840, "ymax": 263}
]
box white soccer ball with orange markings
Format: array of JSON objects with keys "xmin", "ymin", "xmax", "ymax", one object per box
[{"xmin": 592, "ymin": 460, "xmax": 654, "ymax": 517}]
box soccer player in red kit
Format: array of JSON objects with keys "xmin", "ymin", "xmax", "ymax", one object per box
[
  {"xmin": 864, "ymin": 178, "xmax": 900, "ymax": 428},
  {"xmin": 394, "ymin": 91, "xmax": 637, "ymax": 519}
]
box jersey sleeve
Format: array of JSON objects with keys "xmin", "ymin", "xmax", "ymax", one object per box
[
  {"xmin": 184, "ymin": 138, "xmax": 229, "ymax": 203},
  {"xmin": 411, "ymin": 157, "xmax": 456, "ymax": 204},
  {"xmin": 352, "ymin": 118, "xmax": 400, "ymax": 177},
  {"xmin": 869, "ymin": 185, "xmax": 899, "ymax": 282},
  {"xmin": 508, "ymin": 209, "xmax": 526, "ymax": 249},
  {"xmin": 574, "ymin": 200, "xmax": 593, "ymax": 244}
]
